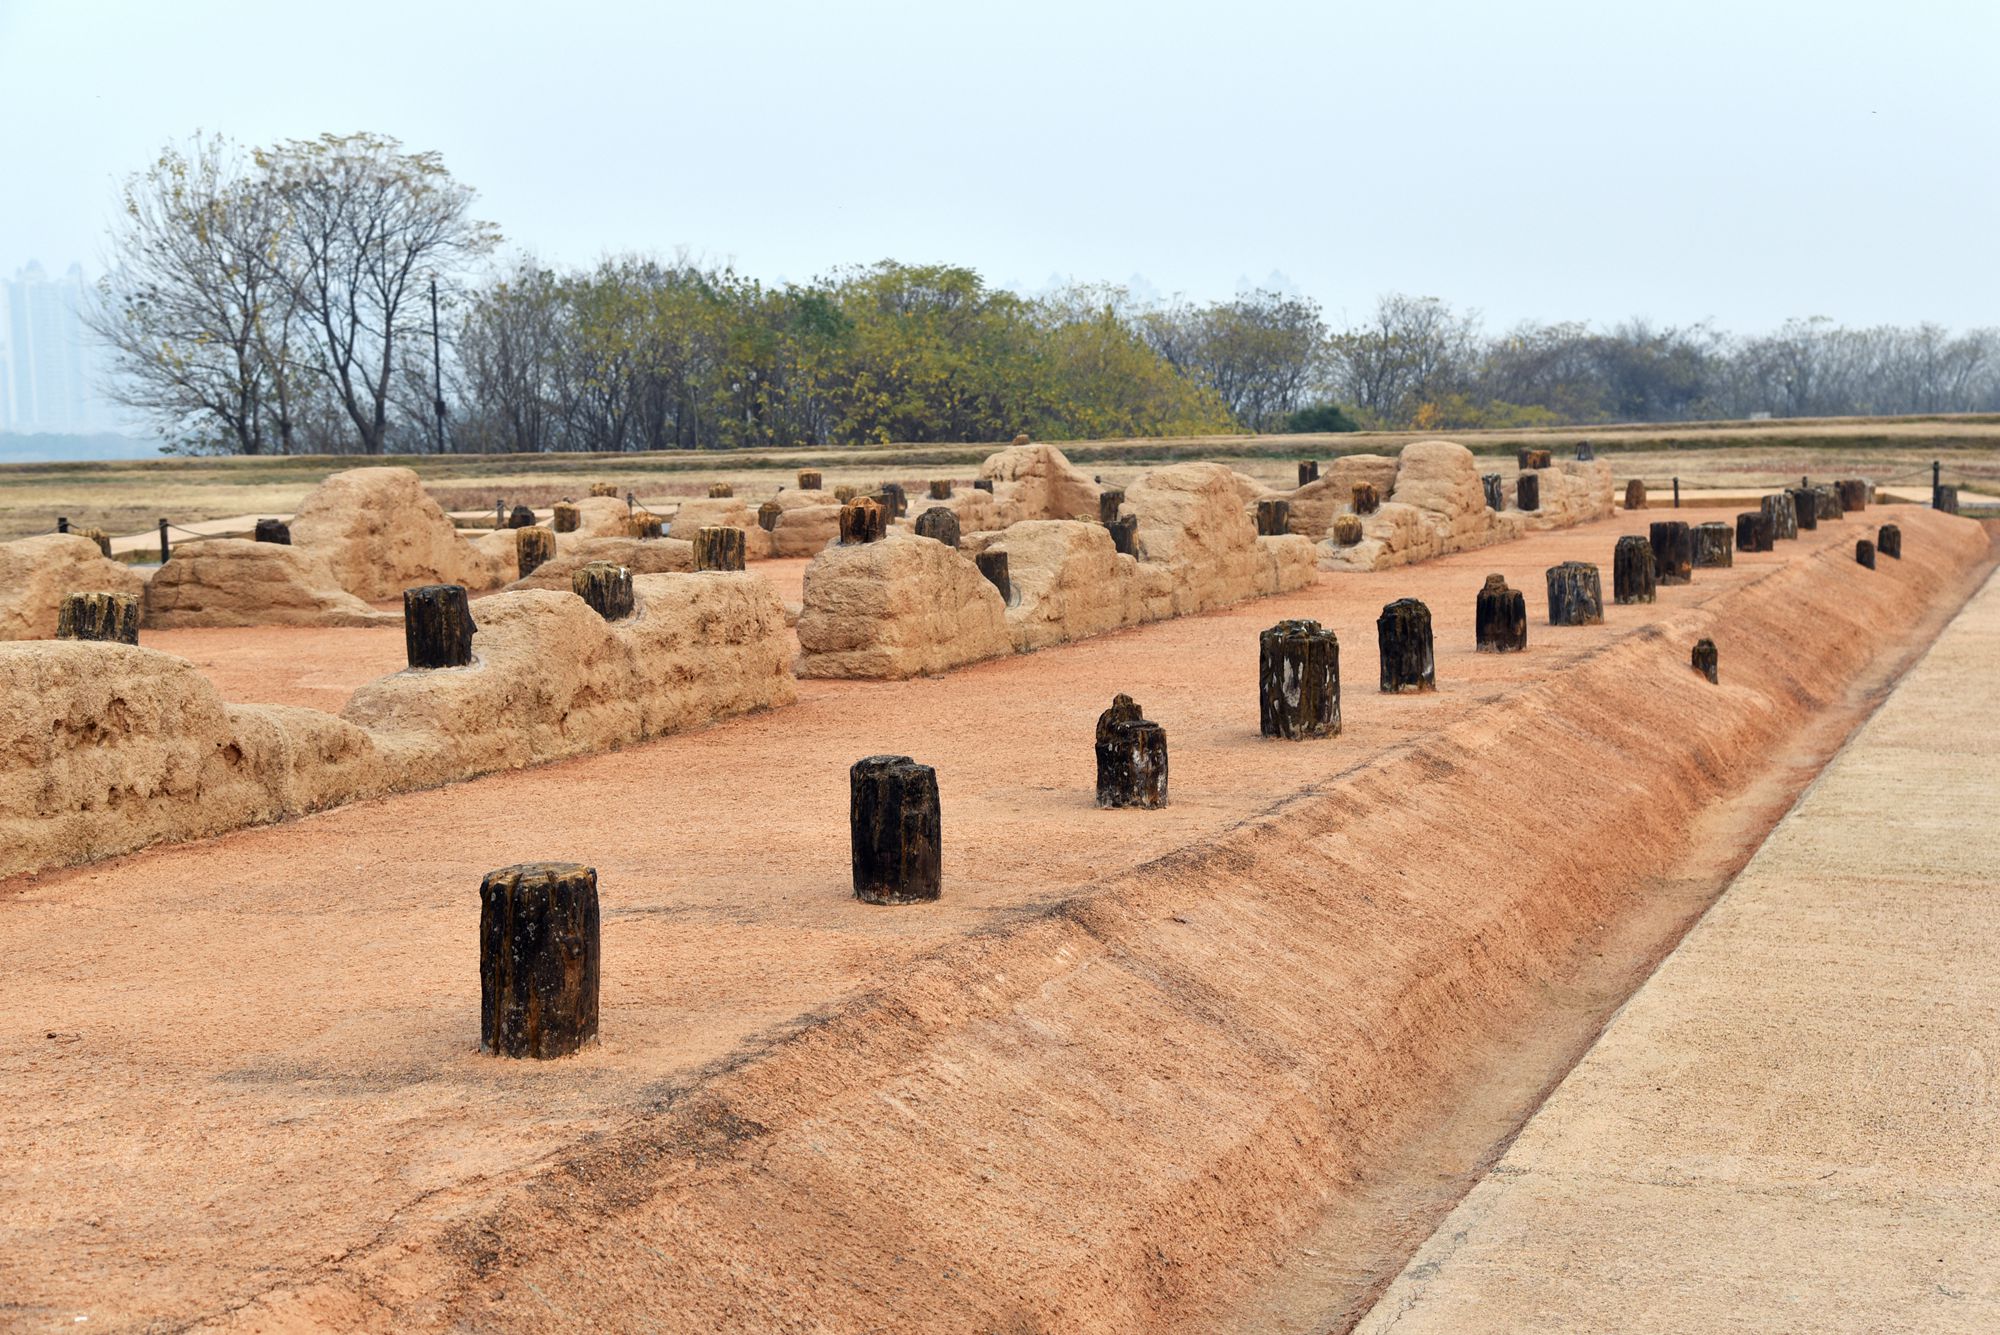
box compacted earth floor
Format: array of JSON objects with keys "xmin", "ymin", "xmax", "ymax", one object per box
[{"xmin": 0, "ymin": 507, "xmax": 1964, "ymax": 1328}]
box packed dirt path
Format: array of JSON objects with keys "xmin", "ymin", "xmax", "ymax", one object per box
[
  {"xmin": 0, "ymin": 507, "xmax": 1985, "ymax": 1331},
  {"xmin": 1349, "ymin": 567, "xmax": 2000, "ymax": 1335}
]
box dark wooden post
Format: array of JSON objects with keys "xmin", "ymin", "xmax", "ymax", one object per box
[
  {"xmin": 839, "ymin": 497, "xmax": 886, "ymax": 544},
  {"xmin": 1624, "ymin": 479, "xmax": 1647, "ymax": 510},
  {"xmin": 496, "ymin": 500, "xmax": 506, "ymax": 527},
  {"xmin": 878, "ymin": 482, "xmax": 908, "ymax": 518},
  {"xmin": 1837, "ymin": 479, "xmax": 1868, "ymax": 512},
  {"xmin": 1576, "ymin": 440, "xmax": 1596, "ymax": 461},
  {"xmin": 757, "ymin": 501, "xmax": 782, "ymax": 531},
  {"xmin": 1352, "ymin": 483, "xmax": 1380, "ymax": 515},
  {"xmin": 694, "ymin": 526, "xmax": 746, "ymax": 571},
  {"xmin": 1256, "ymin": 498, "xmax": 1291, "ymax": 536},
  {"xmin": 1856, "ymin": 538, "xmax": 1876, "ymax": 569},
  {"xmin": 479, "ymin": 862, "xmax": 599, "ymax": 1059},
  {"xmin": 1298, "ymin": 460, "xmax": 1319, "ymax": 486},
  {"xmin": 1814, "ymin": 486, "xmax": 1843, "ymax": 521},
  {"xmin": 1672, "ymin": 477, "xmax": 1681, "ymax": 508},
  {"xmin": 928, "ymin": 479, "xmax": 953, "ymax": 500},
  {"xmin": 798, "ymin": 469, "xmax": 823, "ymax": 490},
  {"xmin": 1482, "ymin": 474, "xmax": 1504, "ymax": 510},
  {"xmin": 1649, "ymin": 521, "xmax": 1693, "ymax": 585},
  {"xmin": 590, "ymin": 482, "xmax": 617, "ymax": 498},
  {"xmin": 1259, "ymin": 619, "xmax": 1340, "ymax": 738},
  {"xmin": 1475, "ymin": 574, "xmax": 1527, "ymax": 652},
  {"xmin": 1516, "ymin": 473, "xmax": 1540, "ymax": 511},
  {"xmin": 56, "ymin": 591, "xmax": 139, "ymax": 644},
  {"xmin": 516, "ymin": 526, "xmax": 555, "ymax": 578},
  {"xmin": 1333, "ymin": 515, "xmax": 1364, "ymax": 545},
  {"xmin": 1762, "ymin": 492, "xmax": 1799, "ymax": 540},
  {"xmin": 1107, "ymin": 514, "xmax": 1139, "ymax": 555},
  {"xmin": 158, "ymin": 518, "xmax": 170, "ymax": 563},
  {"xmin": 851, "ymin": 756, "xmax": 942, "ymax": 905},
  {"xmin": 507, "ymin": 505, "xmax": 536, "ymax": 529},
  {"xmin": 1546, "ymin": 562, "xmax": 1605, "ymax": 625},
  {"xmin": 1692, "ymin": 521, "xmax": 1734, "ymax": 568},
  {"xmin": 975, "ymin": 550, "xmax": 1011, "ymax": 604},
  {"xmin": 1735, "ymin": 512, "xmax": 1772, "ymax": 553},
  {"xmin": 1691, "ymin": 638, "xmax": 1718, "ymax": 685},
  {"xmin": 552, "ymin": 502, "xmax": 580, "ymax": 533},
  {"xmin": 1934, "ymin": 485, "xmax": 1960, "ymax": 515},
  {"xmin": 628, "ymin": 510, "xmax": 663, "ymax": 539},
  {"xmin": 404, "ymin": 584, "xmax": 476, "ymax": 669},
  {"xmin": 1877, "ymin": 523, "xmax": 1902, "ymax": 559},
  {"xmin": 1517, "ymin": 448, "xmax": 1552, "ymax": 469},
  {"xmin": 914, "ymin": 506, "xmax": 961, "ymax": 547},
  {"xmin": 973, "ymin": 478, "xmax": 994, "ymax": 493},
  {"xmin": 56, "ymin": 516, "xmax": 68, "ymax": 532},
  {"xmin": 1377, "ymin": 598, "xmax": 1436, "ymax": 693},
  {"xmin": 1095, "ymin": 694, "xmax": 1168, "ymax": 809},
  {"xmin": 1613, "ymin": 535, "xmax": 1656, "ymax": 604},
  {"xmin": 1098, "ymin": 488, "xmax": 1126, "ymax": 524},
  {"xmin": 708, "ymin": 482, "xmax": 733, "ymax": 498},
  {"xmin": 254, "ymin": 517, "xmax": 291, "ymax": 544},
  {"xmin": 572, "ymin": 561, "xmax": 635, "ymax": 620},
  {"xmin": 1788, "ymin": 488, "xmax": 1819, "ymax": 530}
]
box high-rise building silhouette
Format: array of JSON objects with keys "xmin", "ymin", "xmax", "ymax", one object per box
[{"xmin": 1, "ymin": 262, "xmax": 105, "ymax": 433}]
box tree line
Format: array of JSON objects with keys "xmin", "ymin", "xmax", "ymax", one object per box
[{"xmin": 94, "ymin": 134, "xmax": 2000, "ymax": 456}]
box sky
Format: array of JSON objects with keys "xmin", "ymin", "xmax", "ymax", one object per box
[{"xmin": 1, "ymin": 0, "xmax": 1996, "ymax": 334}]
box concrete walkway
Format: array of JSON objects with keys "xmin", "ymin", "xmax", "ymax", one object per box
[{"xmin": 1356, "ymin": 568, "xmax": 2000, "ymax": 1334}]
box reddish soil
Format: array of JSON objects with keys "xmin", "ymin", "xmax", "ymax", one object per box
[{"xmin": 1, "ymin": 509, "xmax": 1986, "ymax": 1332}]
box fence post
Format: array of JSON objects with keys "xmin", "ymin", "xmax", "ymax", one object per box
[
  {"xmin": 158, "ymin": 518, "xmax": 170, "ymax": 564},
  {"xmin": 1673, "ymin": 477, "xmax": 1680, "ymax": 509},
  {"xmin": 56, "ymin": 516, "xmax": 68, "ymax": 533}
]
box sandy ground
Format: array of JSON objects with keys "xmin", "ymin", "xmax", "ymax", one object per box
[
  {"xmin": 1351, "ymin": 568, "xmax": 2000, "ymax": 1334},
  {"xmin": 0, "ymin": 509, "xmax": 1983, "ymax": 1330}
]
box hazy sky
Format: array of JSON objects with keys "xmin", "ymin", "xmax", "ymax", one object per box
[{"xmin": 3, "ymin": 0, "xmax": 1995, "ymax": 332}]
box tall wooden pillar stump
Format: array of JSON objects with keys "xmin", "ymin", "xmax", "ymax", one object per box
[
  {"xmin": 928, "ymin": 479, "xmax": 954, "ymax": 500},
  {"xmin": 479, "ymin": 862, "xmax": 599, "ymax": 1059},
  {"xmin": 1107, "ymin": 515, "xmax": 1139, "ymax": 556},
  {"xmin": 1298, "ymin": 460, "xmax": 1319, "ymax": 486},
  {"xmin": 1352, "ymin": 483, "xmax": 1380, "ymax": 515},
  {"xmin": 797, "ymin": 469, "xmax": 823, "ymax": 490},
  {"xmin": 572, "ymin": 562, "xmax": 634, "ymax": 620},
  {"xmin": 1788, "ymin": 488, "xmax": 1819, "ymax": 530},
  {"xmin": 1546, "ymin": 562, "xmax": 1605, "ymax": 625},
  {"xmin": 1649, "ymin": 521, "xmax": 1693, "ymax": 585},
  {"xmin": 757, "ymin": 501, "xmax": 783, "ymax": 532},
  {"xmin": 1516, "ymin": 473, "xmax": 1540, "ymax": 511},
  {"xmin": 1256, "ymin": 499, "xmax": 1291, "ymax": 536},
  {"xmin": 694, "ymin": 526, "xmax": 747, "ymax": 572},
  {"xmin": 708, "ymin": 482, "xmax": 734, "ymax": 498},
  {"xmin": 1517, "ymin": 448, "xmax": 1552, "ymax": 470},
  {"xmin": 1482, "ymin": 474, "xmax": 1504, "ymax": 510},
  {"xmin": 1813, "ymin": 486, "xmax": 1843, "ymax": 522},
  {"xmin": 1260, "ymin": 620, "xmax": 1340, "ymax": 738},
  {"xmin": 878, "ymin": 482, "xmax": 908, "ymax": 519},
  {"xmin": 1095, "ymin": 695, "xmax": 1168, "ymax": 809},
  {"xmin": 1475, "ymin": 574, "xmax": 1527, "ymax": 653},
  {"xmin": 1692, "ymin": 521, "xmax": 1734, "ymax": 568},
  {"xmin": 851, "ymin": 756, "xmax": 941, "ymax": 905},
  {"xmin": 516, "ymin": 526, "xmax": 555, "ymax": 579},
  {"xmin": 1377, "ymin": 598, "xmax": 1436, "ymax": 693},
  {"xmin": 56, "ymin": 591, "xmax": 139, "ymax": 645},
  {"xmin": 589, "ymin": 482, "xmax": 617, "ymax": 498},
  {"xmin": 1613, "ymin": 535, "xmax": 1656, "ymax": 604},
  {"xmin": 404, "ymin": 584, "xmax": 476, "ymax": 668},
  {"xmin": 1877, "ymin": 523, "xmax": 1902, "ymax": 559},
  {"xmin": 1934, "ymin": 485, "xmax": 1960, "ymax": 515},
  {"xmin": 1692, "ymin": 638, "xmax": 1718, "ymax": 685},
  {"xmin": 914, "ymin": 507, "xmax": 961, "ymax": 547},
  {"xmin": 1098, "ymin": 488, "xmax": 1126, "ymax": 525},
  {"xmin": 840, "ymin": 497, "xmax": 886, "ymax": 544},
  {"xmin": 1333, "ymin": 515, "xmax": 1364, "ymax": 545},
  {"xmin": 551, "ymin": 502, "xmax": 580, "ymax": 534},
  {"xmin": 1624, "ymin": 479, "xmax": 1647, "ymax": 511},
  {"xmin": 1762, "ymin": 492, "xmax": 1799, "ymax": 540},
  {"xmin": 507, "ymin": 505, "xmax": 536, "ymax": 529},
  {"xmin": 1856, "ymin": 538, "xmax": 1876, "ymax": 569},
  {"xmin": 628, "ymin": 510, "xmax": 663, "ymax": 539},
  {"xmin": 1735, "ymin": 512, "xmax": 1772, "ymax": 553},
  {"xmin": 975, "ymin": 550, "xmax": 1012, "ymax": 604},
  {"xmin": 1837, "ymin": 479, "xmax": 1869, "ymax": 512}
]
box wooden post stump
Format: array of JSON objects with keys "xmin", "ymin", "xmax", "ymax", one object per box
[
  {"xmin": 158, "ymin": 518, "xmax": 171, "ymax": 563},
  {"xmin": 1934, "ymin": 484, "xmax": 1960, "ymax": 515},
  {"xmin": 479, "ymin": 862, "xmax": 599, "ymax": 1059},
  {"xmin": 694, "ymin": 526, "xmax": 746, "ymax": 571},
  {"xmin": 1624, "ymin": 479, "xmax": 1647, "ymax": 510},
  {"xmin": 1256, "ymin": 498, "xmax": 1291, "ymax": 536},
  {"xmin": 1377, "ymin": 599, "xmax": 1436, "ymax": 692},
  {"xmin": 1762, "ymin": 492, "xmax": 1798, "ymax": 540},
  {"xmin": 404, "ymin": 584, "xmax": 475, "ymax": 669},
  {"xmin": 254, "ymin": 518, "xmax": 291, "ymax": 544},
  {"xmin": 1099, "ymin": 488, "xmax": 1126, "ymax": 524},
  {"xmin": 928, "ymin": 479, "xmax": 953, "ymax": 500},
  {"xmin": 76, "ymin": 526, "xmax": 112, "ymax": 557},
  {"xmin": 839, "ymin": 497, "xmax": 885, "ymax": 544},
  {"xmin": 1259, "ymin": 619, "xmax": 1340, "ymax": 738},
  {"xmin": 1735, "ymin": 512, "xmax": 1772, "ymax": 553},
  {"xmin": 1692, "ymin": 638, "xmax": 1718, "ymax": 685},
  {"xmin": 1107, "ymin": 514, "xmax": 1139, "ymax": 556},
  {"xmin": 1516, "ymin": 473, "xmax": 1540, "ymax": 511},
  {"xmin": 1788, "ymin": 488, "xmax": 1818, "ymax": 530},
  {"xmin": 507, "ymin": 505, "xmax": 536, "ymax": 529},
  {"xmin": 1482, "ymin": 474, "xmax": 1504, "ymax": 510},
  {"xmin": 1856, "ymin": 538, "xmax": 1876, "ymax": 569},
  {"xmin": 1333, "ymin": 514, "xmax": 1364, "ymax": 545},
  {"xmin": 975, "ymin": 550, "xmax": 1012, "ymax": 604},
  {"xmin": 1475, "ymin": 574, "xmax": 1527, "ymax": 653},
  {"xmin": 1352, "ymin": 483, "xmax": 1380, "ymax": 515},
  {"xmin": 551, "ymin": 502, "xmax": 580, "ymax": 534},
  {"xmin": 973, "ymin": 478, "xmax": 994, "ymax": 492},
  {"xmin": 914, "ymin": 506, "xmax": 961, "ymax": 547},
  {"xmin": 1813, "ymin": 486, "xmax": 1842, "ymax": 521},
  {"xmin": 1649, "ymin": 521, "xmax": 1693, "ymax": 585},
  {"xmin": 56, "ymin": 591, "xmax": 139, "ymax": 644},
  {"xmin": 1692, "ymin": 521, "xmax": 1734, "ymax": 568},
  {"xmin": 1518, "ymin": 448, "xmax": 1552, "ymax": 470},
  {"xmin": 1546, "ymin": 561, "xmax": 1605, "ymax": 625},
  {"xmin": 1576, "ymin": 440, "xmax": 1596, "ymax": 461},
  {"xmin": 878, "ymin": 482, "xmax": 908, "ymax": 518},
  {"xmin": 757, "ymin": 501, "xmax": 783, "ymax": 532},
  {"xmin": 1613, "ymin": 535, "xmax": 1656, "ymax": 604},
  {"xmin": 589, "ymin": 482, "xmax": 617, "ymax": 498},
  {"xmin": 850, "ymin": 756, "xmax": 942, "ymax": 905},
  {"xmin": 797, "ymin": 469, "xmax": 822, "ymax": 490},
  {"xmin": 1095, "ymin": 695, "xmax": 1168, "ymax": 809},
  {"xmin": 571, "ymin": 561, "xmax": 634, "ymax": 620},
  {"xmin": 1298, "ymin": 460, "xmax": 1319, "ymax": 486},
  {"xmin": 1877, "ymin": 523, "xmax": 1902, "ymax": 559},
  {"xmin": 708, "ymin": 482, "xmax": 733, "ymax": 498},
  {"xmin": 1837, "ymin": 479, "xmax": 1868, "ymax": 512},
  {"xmin": 628, "ymin": 509, "xmax": 664, "ymax": 539},
  {"xmin": 516, "ymin": 525, "xmax": 555, "ymax": 578},
  {"xmin": 834, "ymin": 484, "xmax": 858, "ymax": 503}
]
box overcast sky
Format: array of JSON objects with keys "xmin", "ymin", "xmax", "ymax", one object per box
[{"xmin": 2, "ymin": 0, "xmax": 1994, "ymax": 332}]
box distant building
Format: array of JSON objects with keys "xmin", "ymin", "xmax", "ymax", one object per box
[{"xmin": 0, "ymin": 261, "xmax": 109, "ymax": 433}]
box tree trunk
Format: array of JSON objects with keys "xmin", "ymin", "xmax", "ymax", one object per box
[
  {"xmin": 254, "ymin": 518, "xmax": 291, "ymax": 545},
  {"xmin": 840, "ymin": 497, "xmax": 886, "ymax": 544},
  {"xmin": 1837, "ymin": 479, "xmax": 1869, "ymax": 512},
  {"xmin": 797, "ymin": 469, "xmax": 822, "ymax": 490},
  {"xmin": 552, "ymin": 503, "xmax": 580, "ymax": 534},
  {"xmin": 1516, "ymin": 473, "xmax": 1540, "ymax": 511},
  {"xmin": 516, "ymin": 526, "xmax": 555, "ymax": 578},
  {"xmin": 1546, "ymin": 561, "xmax": 1605, "ymax": 625},
  {"xmin": 928, "ymin": 479, "xmax": 953, "ymax": 500},
  {"xmin": 1482, "ymin": 474, "xmax": 1503, "ymax": 510},
  {"xmin": 572, "ymin": 561, "xmax": 634, "ymax": 620},
  {"xmin": 1692, "ymin": 521, "xmax": 1734, "ymax": 568},
  {"xmin": 1256, "ymin": 499, "xmax": 1291, "ymax": 536},
  {"xmin": 1762, "ymin": 492, "xmax": 1799, "ymax": 540},
  {"xmin": 1877, "ymin": 523, "xmax": 1902, "ymax": 559},
  {"xmin": 1475, "ymin": 574, "xmax": 1527, "ymax": 652},
  {"xmin": 1098, "ymin": 488, "xmax": 1126, "ymax": 524},
  {"xmin": 1352, "ymin": 483, "xmax": 1380, "ymax": 515},
  {"xmin": 1856, "ymin": 538, "xmax": 1876, "ymax": 569},
  {"xmin": 1788, "ymin": 488, "xmax": 1819, "ymax": 529},
  {"xmin": 1298, "ymin": 460, "xmax": 1319, "ymax": 486},
  {"xmin": 850, "ymin": 755, "xmax": 942, "ymax": 904},
  {"xmin": 1692, "ymin": 638, "xmax": 1718, "ymax": 685},
  {"xmin": 1095, "ymin": 694, "xmax": 1168, "ymax": 809},
  {"xmin": 914, "ymin": 507, "xmax": 961, "ymax": 547},
  {"xmin": 1649, "ymin": 520, "xmax": 1694, "ymax": 584},
  {"xmin": 975, "ymin": 550, "xmax": 1011, "ymax": 604},
  {"xmin": 56, "ymin": 591, "xmax": 139, "ymax": 645},
  {"xmin": 479, "ymin": 862, "xmax": 599, "ymax": 1059},
  {"xmin": 1259, "ymin": 619, "xmax": 1341, "ymax": 738},
  {"xmin": 1376, "ymin": 598, "xmax": 1436, "ymax": 692},
  {"xmin": 1107, "ymin": 515, "xmax": 1139, "ymax": 556},
  {"xmin": 694, "ymin": 526, "xmax": 746, "ymax": 572},
  {"xmin": 878, "ymin": 482, "xmax": 908, "ymax": 518},
  {"xmin": 1613, "ymin": 535, "xmax": 1656, "ymax": 604},
  {"xmin": 404, "ymin": 584, "xmax": 476, "ymax": 668},
  {"xmin": 1735, "ymin": 512, "xmax": 1772, "ymax": 553},
  {"xmin": 757, "ymin": 501, "xmax": 783, "ymax": 532},
  {"xmin": 1813, "ymin": 486, "xmax": 1843, "ymax": 521}
]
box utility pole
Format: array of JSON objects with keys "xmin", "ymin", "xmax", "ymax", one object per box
[{"xmin": 430, "ymin": 275, "xmax": 448, "ymax": 454}]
